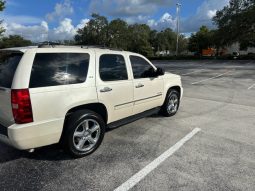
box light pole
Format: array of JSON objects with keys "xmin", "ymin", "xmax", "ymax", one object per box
[{"xmin": 176, "ymin": 2, "xmax": 181, "ymax": 56}]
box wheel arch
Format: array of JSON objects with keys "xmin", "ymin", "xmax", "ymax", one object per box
[
  {"xmin": 168, "ymin": 86, "xmax": 181, "ymax": 96},
  {"xmin": 59, "ymin": 102, "xmax": 108, "ymax": 144},
  {"xmin": 65, "ymin": 103, "xmax": 108, "ymax": 124},
  {"xmin": 162, "ymin": 85, "xmax": 182, "ymax": 105}
]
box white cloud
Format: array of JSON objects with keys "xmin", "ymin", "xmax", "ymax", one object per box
[
  {"xmin": 1, "ymin": 14, "xmax": 42, "ymax": 25},
  {"xmin": 181, "ymin": 0, "xmax": 230, "ymax": 32},
  {"xmin": 76, "ymin": 19, "xmax": 90, "ymax": 29},
  {"xmin": 3, "ymin": 21, "xmax": 49, "ymax": 42},
  {"xmin": 50, "ymin": 18, "xmax": 76, "ymax": 41},
  {"xmin": 207, "ymin": 10, "xmax": 217, "ymax": 18},
  {"xmin": 90, "ymin": 0, "xmax": 174, "ymax": 17},
  {"xmin": 46, "ymin": 0, "xmax": 74, "ymax": 21},
  {"xmin": 3, "ymin": 18, "xmax": 89, "ymax": 42},
  {"xmin": 147, "ymin": 13, "xmax": 176, "ymax": 31}
]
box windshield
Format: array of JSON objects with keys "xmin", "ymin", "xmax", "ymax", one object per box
[{"xmin": 0, "ymin": 51, "xmax": 23, "ymax": 88}]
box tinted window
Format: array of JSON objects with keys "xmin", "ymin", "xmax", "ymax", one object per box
[
  {"xmin": 130, "ymin": 56, "xmax": 154, "ymax": 79},
  {"xmin": 99, "ymin": 54, "xmax": 128, "ymax": 81},
  {"xmin": 30, "ymin": 53, "xmax": 89, "ymax": 88},
  {"xmin": 0, "ymin": 51, "xmax": 23, "ymax": 88}
]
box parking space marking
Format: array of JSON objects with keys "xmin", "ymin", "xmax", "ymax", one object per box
[
  {"xmin": 114, "ymin": 128, "xmax": 201, "ymax": 191},
  {"xmin": 248, "ymin": 83, "xmax": 255, "ymax": 90},
  {"xmin": 181, "ymin": 69, "xmax": 205, "ymax": 76},
  {"xmin": 191, "ymin": 71, "xmax": 233, "ymax": 85}
]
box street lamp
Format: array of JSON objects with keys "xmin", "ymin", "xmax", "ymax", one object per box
[{"xmin": 176, "ymin": 2, "xmax": 181, "ymax": 56}]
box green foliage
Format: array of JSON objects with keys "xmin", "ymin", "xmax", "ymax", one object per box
[
  {"xmin": 0, "ymin": 35, "xmax": 32, "ymax": 48},
  {"xmin": 0, "ymin": 0, "xmax": 6, "ymax": 37},
  {"xmin": 108, "ymin": 19, "xmax": 129, "ymax": 50},
  {"xmin": 75, "ymin": 13, "xmax": 188, "ymax": 57},
  {"xmin": 75, "ymin": 13, "xmax": 108, "ymax": 46},
  {"xmin": 213, "ymin": 0, "xmax": 255, "ymax": 49},
  {"xmin": 127, "ymin": 24, "xmax": 153, "ymax": 56},
  {"xmin": 188, "ymin": 26, "xmax": 214, "ymax": 53},
  {"xmin": 0, "ymin": 0, "xmax": 5, "ymax": 11},
  {"xmin": 177, "ymin": 35, "xmax": 188, "ymax": 53}
]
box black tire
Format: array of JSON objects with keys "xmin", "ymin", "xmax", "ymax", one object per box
[
  {"xmin": 62, "ymin": 109, "xmax": 105, "ymax": 158},
  {"xmin": 160, "ymin": 89, "xmax": 180, "ymax": 117}
]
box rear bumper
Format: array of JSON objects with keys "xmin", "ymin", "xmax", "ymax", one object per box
[{"xmin": 0, "ymin": 118, "xmax": 64, "ymax": 150}]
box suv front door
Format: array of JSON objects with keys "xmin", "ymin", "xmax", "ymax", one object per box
[
  {"xmin": 129, "ymin": 55, "xmax": 164, "ymax": 115},
  {"xmin": 96, "ymin": 53, "xmax": 133, "ymax": 123}
]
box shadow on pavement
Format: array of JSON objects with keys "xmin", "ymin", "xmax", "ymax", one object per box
[{"xmin": 0, "ymin": 143, "xmax": 72, "ymax": 163}]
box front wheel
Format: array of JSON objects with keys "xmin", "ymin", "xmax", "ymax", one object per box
[
  {"xmin": 62, "ymin": 110, "xmax": 105, "ymax": 158},
  {"xmin": 160, "ymin": 89, "xmax": 180, "ymax": 117}
]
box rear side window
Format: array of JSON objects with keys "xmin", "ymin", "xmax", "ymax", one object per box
[
  {"xmin": 0, "ymin": 51, "xmax": 23, "ymax": 88},
  {"xmin": 30, "ymin": 53, "xmax": 90, "ymax": 88},
  {"xmin": 99, "ymin": 54, "xmax": 128, "ymax": 81}
]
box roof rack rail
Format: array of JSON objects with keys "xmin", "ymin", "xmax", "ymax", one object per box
[
  {"xmin": 81, "ymin": 45, "xmax": 123, "ymax": 51},
  {"xmin": 38, "ymin": 41, "xmax": 62, "ymax": 48}
]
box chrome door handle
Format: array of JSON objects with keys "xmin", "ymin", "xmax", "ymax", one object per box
[
  {"xmin": 100, "ymin": 87, "xmax": 112, "ymax": 93},
  {"xmin": 135, "ymin": 83, "xmax": 144, "ymax": 88}
]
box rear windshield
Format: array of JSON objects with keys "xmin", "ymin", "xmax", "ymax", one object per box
[{"xmin": 0, "ymin": 51, "xmax": 23, "ymax": 88}]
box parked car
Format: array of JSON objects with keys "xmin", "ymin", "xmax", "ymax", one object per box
[{"xmin": 0, "ymin": 45, "xmax": 183, "ymax": 158}]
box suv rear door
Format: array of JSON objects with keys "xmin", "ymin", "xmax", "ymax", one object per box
[
  {"xmin": 96, "ymin": 53, "xmax": 133, "ymax": 123},
  {"xmin": 0, "ymin": 51, "xmax": 23, "ymax": 127}
]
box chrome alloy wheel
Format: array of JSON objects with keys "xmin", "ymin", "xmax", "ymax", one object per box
[
  {"xmin": 73, "ymin": 119, "xmax": 101, "ymax": 152},
  {"xmin": 167, "ymin": 94, "xmax": 179, "ymax": 114}
]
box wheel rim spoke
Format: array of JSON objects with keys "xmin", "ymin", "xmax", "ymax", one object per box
[
  {"xmin": 77, "ymin": 138, "xmax": 87, "ymax": 149},
  {"xmin": 90, "ymin": 125, "xmax": 100, "ymax": 133},
  {"xmin": 87, "ymin": 137, "xmax": 96, "ymax": 144},
  {"xmin": 82, "ymin": 120, "xmax": 89, "ymax": 130},
  {"xmin": 74, "ymin": 131, "xmax": 84, "ymax": 138}
]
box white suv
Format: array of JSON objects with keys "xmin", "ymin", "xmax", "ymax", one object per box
[{"xmin": 0, "ymin": 45, "xmax": 183, "ymax": 157}]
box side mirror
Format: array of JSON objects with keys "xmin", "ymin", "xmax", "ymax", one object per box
[{"xmin": 156, "ymin": 67, "xmax": 165, "ymax": 76}]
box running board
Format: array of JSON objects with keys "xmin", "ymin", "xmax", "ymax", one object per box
[{"xmin": 107, "ymin": 107, "xmax": 161, "ymax": 129}]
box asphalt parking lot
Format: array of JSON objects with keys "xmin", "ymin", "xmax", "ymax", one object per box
[{"xmin": 0, "ymin": 60, "xmax": 254, "ymax": 191}]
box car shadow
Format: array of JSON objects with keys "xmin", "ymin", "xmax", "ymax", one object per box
[{"xmin": 0, "ymin": 143, "xmax": 73, "ymax": 163}]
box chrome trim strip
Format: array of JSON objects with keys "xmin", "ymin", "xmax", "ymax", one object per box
[{"xmin": 115, "ymin": 94, "xmax": 162, "ymax": 107}]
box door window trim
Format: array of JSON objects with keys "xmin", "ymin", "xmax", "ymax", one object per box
[
  {"xmin": 129, "ymin": 55, "xmax": 156, "ymax": 80},
  {"xmin": 98, "ymin": 53, "xmax": 129, "ymax": 82}
]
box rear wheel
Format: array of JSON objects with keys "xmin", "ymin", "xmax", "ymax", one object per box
[
  {"xmin": 160, "ymin": 89, "xmax": 180, "ymax": 117},
  {"xmin": 62, "ymin": 110, "xmax": 105, "ymax": 158}
]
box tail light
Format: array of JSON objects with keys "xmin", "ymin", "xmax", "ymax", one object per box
[{"xmin": 11, "ymin": 89, "xmax": 33, "ymax": 124}]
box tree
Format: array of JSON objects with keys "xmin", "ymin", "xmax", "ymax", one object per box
[
  {"xmin": 75, "ymin": 13, "xmax": 108, "ymax": 46},
  {"xmin": 176, "ymin": 35, "xmax": 188, "ymax": 54},
  {"xmin": 0, "ymin": 35, "xmax": 32, "ymax": 48},
  {"xmin": 155, "ymin": 28, "xmax": 176, "ymax": 52},
  {"xmin": 0, "ymin": 0, "xmax": 6, "ymax": 37},
  {"xmin": 150, "ymin": 28, "xmax": 187, "ymax": 55},
  {"xmin": 108, "ymin": 19, "xmax": 129, "ymax": 50},
  {"xmin": 127, "ymin": 24, "xmax": 153, "ymax": 56},
  {"xmin": 188, "ymin": 26, "xmax": 213, "ymax": 53},
  {"xmin": 213, "ymin": 0, "xmax": 255, "ymax": 49},
  {"xmin": 74, "ymin": 13, "xmax": 187, "ymax": 57}
]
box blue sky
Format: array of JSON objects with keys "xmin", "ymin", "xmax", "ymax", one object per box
[{"xmin": 1, "ymin": 0, "xmax": 230, "ymax": 41}]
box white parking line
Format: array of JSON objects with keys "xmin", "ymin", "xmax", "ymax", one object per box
[
  {"xmin": 191, "ymin": 71, "xmax": 233, "ymax": 85},
  {"xmin": 114, "ymin": 128, "xmax": 201, "ymax": 191},
  {"xmin": 248, "ymin": 83, "xmax": 255, "ymax": 90},
  {"xmin": 182, "ymin": 69, "xmax": 205, "ymax": 76}
]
